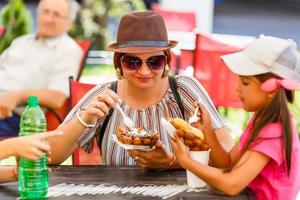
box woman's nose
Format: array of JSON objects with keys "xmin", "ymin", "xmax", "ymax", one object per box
[{"xmin": 137, "ymin": 62, "xmax": 151, "ymax": 75}]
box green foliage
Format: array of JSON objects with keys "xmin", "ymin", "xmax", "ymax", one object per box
[
  {"xmin": 69, "ymin": 0, "xmax": 146, "ymax": 50},
  {"xmin": 0, "ymin": 0, "xmax": 32, "ymax": 53}
]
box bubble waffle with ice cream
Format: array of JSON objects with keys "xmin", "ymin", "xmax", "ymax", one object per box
[
  {"xmin": 116, "ymin": 126, "xmax": 160, "ymax": 147},
  {"xmin": 169, "ymin": 118, "xmax": 209, "ymax": 151}
]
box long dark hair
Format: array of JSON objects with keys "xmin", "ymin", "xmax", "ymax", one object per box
[{"xmin": 242, "ymin": 73, "xmax": 294, "ymax": 175}]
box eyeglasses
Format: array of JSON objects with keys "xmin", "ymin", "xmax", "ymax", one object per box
[
  {"xmin": 120, "ymin": 55, "xmax": 167, "ymax": 71},
  {"xmin": 40, "ymin": 9, "xmax": 69, "ymax": 20}
]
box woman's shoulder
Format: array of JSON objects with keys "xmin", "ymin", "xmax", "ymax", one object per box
[
  {"xmin": 174, "ymin": 75, "xmax": 207, "ymax": 94},
  {"xmin": 174, "ymin": 75, "xmax": 201, "ymax": 88},
  {"xmin": 175, "ymin": 75, "xmax": 200, "ymax": 85}
]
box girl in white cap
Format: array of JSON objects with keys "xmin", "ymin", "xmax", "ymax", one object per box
[{"xmin": 170, "ymin": 35, "xmax": 300, "ymax": 199}]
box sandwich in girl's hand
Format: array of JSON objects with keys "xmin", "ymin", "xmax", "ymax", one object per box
[
  {"xmin": 116, "ymin": 126, "xmax": 160, "ymax": 147},
  {"xmin": 169, "ymin": 118, "xmax": 209, "ymax": 151}
]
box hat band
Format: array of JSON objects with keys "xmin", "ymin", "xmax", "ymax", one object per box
[{"xmin": 116, "ymin": 41, "xmax": 170, "ymax": 48}]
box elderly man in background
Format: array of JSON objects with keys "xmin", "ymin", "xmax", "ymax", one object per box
[{"xmin": 0, "ymin": 0, "xmax": 83, "ymax": 136}]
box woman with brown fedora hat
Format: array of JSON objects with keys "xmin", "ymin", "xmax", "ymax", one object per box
[{"xmin": 47, "ymin": 11, "xmax": 233, "ymax": 169}]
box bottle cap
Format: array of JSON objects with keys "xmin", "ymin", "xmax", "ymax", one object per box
[{"xmin": 27, "ymin": 96, "xmax": 39, "ymax": 106}]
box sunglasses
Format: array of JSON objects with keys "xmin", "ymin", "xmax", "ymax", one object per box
[{"xmin": 120, "ymin": 55, "xmax": 167, "ymax": 71}]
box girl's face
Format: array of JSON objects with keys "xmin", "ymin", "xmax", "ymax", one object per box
[
  {"xmin": 120, "ymin": 52, "xmax": 166, "ymax": 88},
  {"xmin": 236, "ymin": 76, "xmax": 271, "ymax": 112}
]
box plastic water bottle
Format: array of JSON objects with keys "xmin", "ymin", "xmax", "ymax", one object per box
[{"xmin": 18, "ymin": 96, "xmax": 48, "ymax": 199}]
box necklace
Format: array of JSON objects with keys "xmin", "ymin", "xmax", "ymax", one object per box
[{"xmin": 156, "ymin": 79, "xmax": 164, "ymax": 104}]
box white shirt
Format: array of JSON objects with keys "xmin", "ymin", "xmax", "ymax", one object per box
[{"xmin": 0, "ymin": 33, "xmax": 83, "ymax": 96}]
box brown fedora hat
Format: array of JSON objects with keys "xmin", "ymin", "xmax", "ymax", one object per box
[{"xmin": 106, "ymin": 11, "xmax": 177, "ymax": 53}]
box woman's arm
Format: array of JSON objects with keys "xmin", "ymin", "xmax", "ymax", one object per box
[
  {"xmin": 48, "ymin": 89, "xmax": 120, "ymax": 164},
  {"xmin": 47, "ymin": 119, "xmax": 85, "ymax": 164},
  {"xmin": 170, "ymin": 135, "xmax": 269, "ymax": 196}
]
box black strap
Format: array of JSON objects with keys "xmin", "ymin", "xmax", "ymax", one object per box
[
  {"xmin": 168, "ymin": 76, "xmax": 185, "ymax": 119},
  {"xmin": 97, "ymin": 76, "xmax": 185, "ymax": 147},
  {"xmin": 97, "ymin": 81, "xmax": 117, "ymax": 148}
]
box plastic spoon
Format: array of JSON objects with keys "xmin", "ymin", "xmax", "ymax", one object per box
[
  {"xmin": 115, "ymin": 103, "xmax": 134, "ymax": 128},
  {"xmin": 160, "ymin": 118, "xmax": 176, "ymax": 139},
  {"xmin": 188, "ymin": 106, "xmax": 199, "ymax": 125}
]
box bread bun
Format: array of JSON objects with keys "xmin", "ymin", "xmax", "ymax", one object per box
[
  {"xmin": 169, "ymin": 118, "xmax": 209, "ymax": 151},
  {"xmin": 169, "ymin": 118, "xmax": 204, "ymax": 140}
]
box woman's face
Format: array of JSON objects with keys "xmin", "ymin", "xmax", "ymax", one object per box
[
  {"xmin": 120, "ymin": 52, "xmax": 166, "ymax": 88},
  {"xmin": 236, "ymin": 76, "xmax": 270, "ymax": 112}
]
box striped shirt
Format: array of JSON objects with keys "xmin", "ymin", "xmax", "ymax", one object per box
[{"xmin": 63, "ymin": 75, "xmax": 225, "ymax": 165}]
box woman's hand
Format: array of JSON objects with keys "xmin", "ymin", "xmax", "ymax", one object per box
[
  {"xmin": 8, "ymin": 130, "xmax": 63, "ymax": 161},
  {"xmin": 80, "ymin": 89, "xmax": 120, "ymax": 124},
  {"xmin": 192, "ymin": 102, "xmax": 214, "ymax": 133},
  {"xmin": 128, "ymin": 140, "xmax": 174, "ymax": 169},
  {"xmin": 169, "ymin": 132, "xmax": 190, "ymax": 168}
]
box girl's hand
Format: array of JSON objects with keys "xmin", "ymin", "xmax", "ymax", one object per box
[
  {"xmin": 169, "ymin": 132, "xmax": 190, "ymax": 168},
  {"xmin": 9, "ymin": 130, "xmax": 63, "ymax": 161},
  {"xmin": 128, "ymin": 140, "xmax": 174, "ymax": 169},
  {"xmin": 80, "ymin": 89, "xmax": 120, "ymax": 124},
  {"xmin": 192, "ymin": 102, "xmax": 213, "ymax": 132},
  {"xmin": 13, "ymin": 154, "xmax": 54, "ymax": 181}
]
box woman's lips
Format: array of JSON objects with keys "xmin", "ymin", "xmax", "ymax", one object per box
[{"xmin": 136, "ymin": 77, "xmax": 151, "ymax": 82}]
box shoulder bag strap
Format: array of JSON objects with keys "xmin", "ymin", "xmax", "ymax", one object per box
[
  {"xmin": 168, "ymin": 76, "xmax": 186, "ymax": 120},
  {"xmin": 97, "ymin": 81, "xmax": 117, "ymax": 148}
]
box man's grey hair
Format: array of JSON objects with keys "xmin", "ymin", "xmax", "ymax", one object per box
[{"xmin": 38, "ymin": 0, "xmax": 80, "ymax": 21}]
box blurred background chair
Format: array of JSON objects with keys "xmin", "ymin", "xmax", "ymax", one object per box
[
  {"xmin": 152, "ymin": 4, "xmax": 196, "ymax": 32},
  {"xmin": 0, "ymin": 26, "xmax": 5, "ymax": 39},
  {"xmin": 193, "ymin": 33, "xmax": 244, "ymax": 108},
  {"xmin": 69, "ymin": 76, "xmax": 101, "ymax": 166},
  {"xmin": 75, "ymin": 40, "xmax": 93, "ymax": 81},
  {"xmin": 46, "ymin": 40, "xmax": 92, "ymax": 131},
  {"xmin": 152, "ymin": 4, "xmax": 196, "ymax": 74}
]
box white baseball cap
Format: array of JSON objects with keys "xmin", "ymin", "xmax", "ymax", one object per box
[{"xmin": 221, "ymin": 35, "xmax": 300, "ymax": 81}]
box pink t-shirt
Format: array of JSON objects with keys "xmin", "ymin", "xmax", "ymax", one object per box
[{"xmin": 239, "ymin": 118, "xmax": 300, "ymax": 200}]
